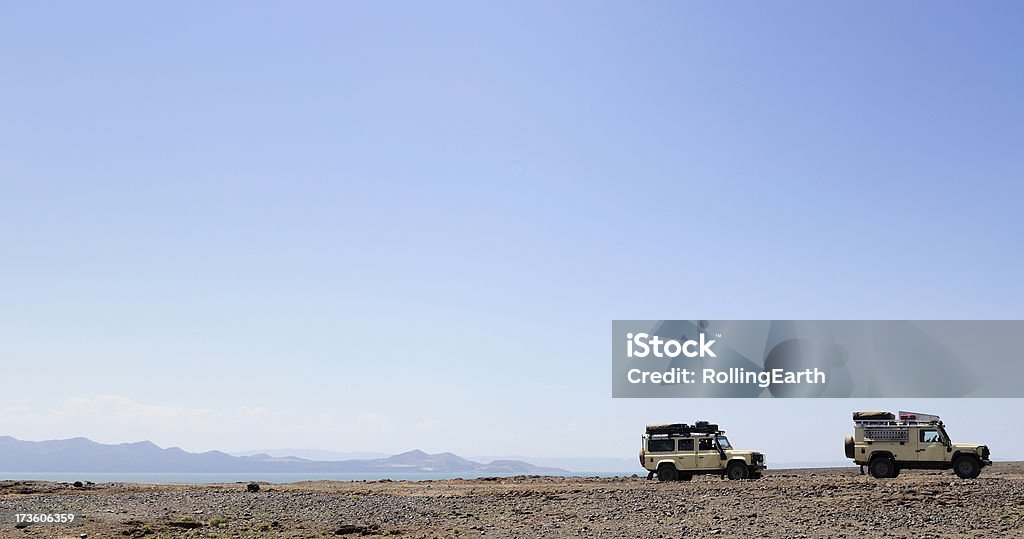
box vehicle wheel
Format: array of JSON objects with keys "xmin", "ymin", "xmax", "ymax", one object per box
[
  {"xmin": 844, "ymin": 436, "xmax": 855, "ymax": 459},
  {"xmin": 679, "ymin": 473, "xmax": 693, "ymax": 481},
  {"xmin": 891, "ymin": 466, "xmax": 900, "ymax": 478},
  {"xmin": 726, "ymin": 461, "xmax": 749, "ymax": 480},
  {"xmin": 657, "ymin": 464, "xmax": 678, "ymax": 482},
  {"xmin": 749, "ymin": 471, "xmax": 762, "ymax": 480},
  {"xmin": 953, "ymin": 456, "xmax": 980, "ymax": 479},
  {"xmin": 869, "ymin": 457, "xmax": 896, "ymax": 479}
]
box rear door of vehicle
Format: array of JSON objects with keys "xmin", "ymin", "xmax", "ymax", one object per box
[
  {"xmin": 644, "ymin": 436, "xmax": 675, "ymax": 469},
  {"xmin": 696, "ymin": 436, "xmax": 722, "ymax": 470},
  {"xmin": 674, "ymin": 438, "xmax": 697, "ymax": 470}
]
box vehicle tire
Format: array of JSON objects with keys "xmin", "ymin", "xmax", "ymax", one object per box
[
  {"xmin": 657, "ymin": 464, "xmax": 678, "ymax": 482},
  {"xmin": 679, "ymin": 473, "xmax": 693, "ymax": 481},
  {"xmin": 891, "ymin": 466, "xmax": 900, "ymax": 478},
  {"xmin": 869, "ymin": 457, "xmax": 896, "ymax": 479},
  {"xmin": 953, "ymin": 456, "xmax": 980, "ymax": 479},
  {"xmin": 726, "ymin": 461, "xmax": 749, "ymax": 480},
  {"xmin": 844, "ymin": 436, "xmax": 855, "ymax": 459},
  {"xmin": 749, "ymin": 471, "xmax": 762, "ymax": 480}
]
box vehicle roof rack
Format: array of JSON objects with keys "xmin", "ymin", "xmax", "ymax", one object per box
[
  {"xmin": 853, "ymin": 411, "xmax": 943, "ymax": 428},
  {"xmin": 645, "ymin": 421, "xmax": 722, "ymax": 437},
  {"xmin": 854, "ymin": 418, "xmax": 943, "ymax": 427}
]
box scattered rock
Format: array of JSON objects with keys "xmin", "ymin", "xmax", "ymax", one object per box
[
  {"xmin": 335, "ymin": 523, "xmax": 381, "ymax": 535},
  {"xmin": 8, "ymin": 463, "xmax": 1024, "ymax": 538}
]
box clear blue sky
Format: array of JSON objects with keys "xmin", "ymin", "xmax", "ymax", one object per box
[{"xmin": 1, "ymin": 2, "xmax": 1022, "ymax": 463}]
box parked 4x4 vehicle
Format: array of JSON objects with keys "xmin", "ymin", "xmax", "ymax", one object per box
[
  {"xmin": 640, "ymin": 421, "xmax": 766, "ymax": 481},
  {"xmin": 845, "ymin": 411, "xmax": 991, "ymax": 479}
]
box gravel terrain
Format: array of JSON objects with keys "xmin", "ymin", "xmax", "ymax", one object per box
[{"xmin": 1, "ymin": 463, "xmax": 1022, "ymax": 538}]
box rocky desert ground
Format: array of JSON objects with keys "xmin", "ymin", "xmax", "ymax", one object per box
[{"xmin": 1, "ymin": 463, "xmax": 1023, "ymax": 538}]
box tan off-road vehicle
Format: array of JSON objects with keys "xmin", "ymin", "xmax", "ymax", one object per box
[
  {"xmin": 845, "ymin": 411, "xmax": 991, "ymax": 479},
  {"xmin": 640, "ymin": 421, "xmax": 766, "ymax": 481}
]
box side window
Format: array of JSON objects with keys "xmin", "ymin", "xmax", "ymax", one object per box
[
  {"xmin": 678, "ymin": 439, "xmax": 694, "ymax": 451},
  {"xmin": 648, "ymin": 439, "xmax": 675, "ymax": 452},
  {"xmin": 698, "ymin": 438, "xmax": 715, "ymax": 451},
  {"xmin": 920, "ymin": 429, "xmax": 940, "ymax": 443}
]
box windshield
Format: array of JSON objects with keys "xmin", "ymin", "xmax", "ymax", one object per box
[
  {"xmin": 938, "ymin": 425, "xmax": 950, "ymax": 444},
  {"xmin": 716, "ymin": 436, "xmax": 732, "ymax": 449}
]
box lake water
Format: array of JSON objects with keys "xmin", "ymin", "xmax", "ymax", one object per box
[{"xmin": 0, "ymin": 471, "xmax": 625, "ymax": 485}]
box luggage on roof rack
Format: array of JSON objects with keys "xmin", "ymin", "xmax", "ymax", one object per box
[
  {"xmin": 645, "ymin": 421, "xmax": 720, "ymax": 436},
  {"xmin": 645, "ymin": 423, "xmax": 687, "ymax": 435},
  {"xmin": 852, "ymin": 411, "xmax": 895, "ymax": 421},
  {"xmin": 898, "ymin": 411, "xmax": 940, "ymax": 422},
  {"xmin": 695, "ymin": 421, "xmax": 719, "ymax": 432}
]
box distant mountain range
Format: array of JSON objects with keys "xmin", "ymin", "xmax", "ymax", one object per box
[
  {"xmin": 232, "ymin": 448, "xmax": 389, "ymax": 461},
  {"xmin": 469, "ymin": 455, "xmax": 639, "ymax": 474},
  {"xmin": 231, "ymin": 450, "xmax": 639, "ymax": 473},
  {"xmin": 0, "ymin": 436, "xmax": 566, "ymax": 475}
]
